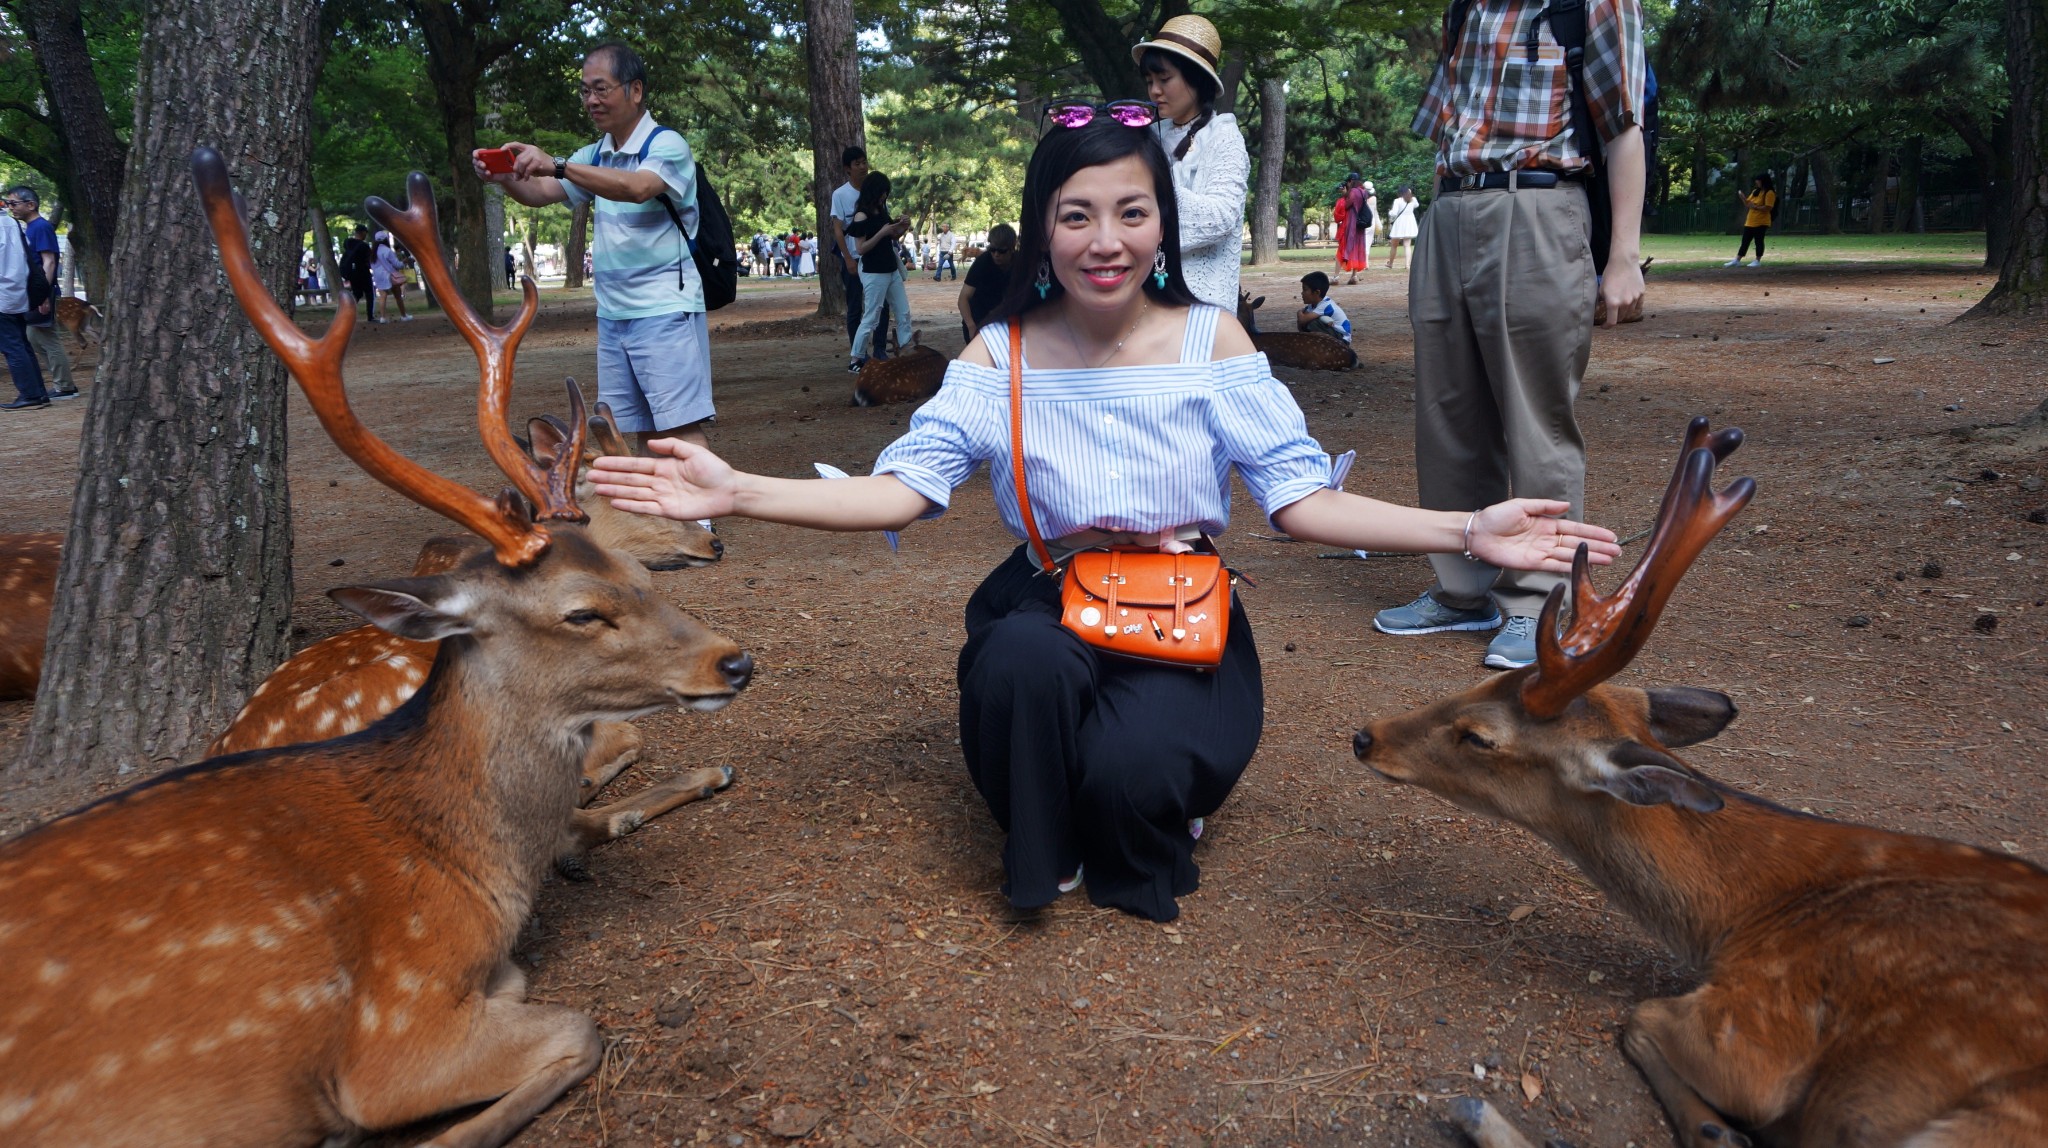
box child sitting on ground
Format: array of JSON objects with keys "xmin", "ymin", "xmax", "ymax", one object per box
[{"xmin": 1296, "ymin": 272, "xmax": 1351, "ymax": 344}]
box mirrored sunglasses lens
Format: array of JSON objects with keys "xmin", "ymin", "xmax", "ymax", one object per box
[
  {"xmin": 1047, "ymin": 105, "xmax": 1096, "ymax": 129},
  {"xmin": 1108, "ymin": 105, "xmax": 1156, "ymax": 127}
]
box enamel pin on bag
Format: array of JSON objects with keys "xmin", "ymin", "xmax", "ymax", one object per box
[{"xmin": 1008, "ymin": 323, "xmax": 1230, "ymax": 669}]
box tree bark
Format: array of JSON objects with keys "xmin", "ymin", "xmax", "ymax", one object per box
[
  {"xmin": 1868, "ymin": 152, "xmax": 1891, "ymax": 234},
  {"xmin": 413, "ymin": 0, "xmax": 498, "ymax": 321},
  {"xmin": 564, "ymin": 199, "xmax": 590, "ymax": 289},
  {"xmin": 1813, "ymin": 149, "xmax": 1840, "ymax": 234},
  {"xmin": 21, "ymin": 0, "xmax": 127, "ymax": 302},
  {"xmin": 1043, "ymin": 0, "xmax": 1144, "ymax": 100},
  {"xmin": 1218, "ymin": 49, "xmax": 1247, "ymax": 114},
  {"xmin": 1964, "ymin": 0, "xmax": 2047, "ymax": 318},
  {"xmin": 805, "ymin": 0, "xmax": 862, "ymax": 320},
  {"xmin": 1287, "ymin": 185, "xmax": 1305, "ymax": 249},
  {"xmin": 20, "ymin": 0, "xmax": 321, "ymax": 778},
  {"xmin": 1250, "ymin": 76, "xmax": 1285, "ymax": 266},
  {"xmin": 307, "ymin": 193, "xmax": 340, "ymax": 302},
  {"xmin": 484, "ymin": 185, "xmax": 507, "ymax": 292}
]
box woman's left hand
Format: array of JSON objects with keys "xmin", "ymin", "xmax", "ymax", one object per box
[{"xmin": 1468, "ymin": 500, "xmax": 1621, "ymax": 572}]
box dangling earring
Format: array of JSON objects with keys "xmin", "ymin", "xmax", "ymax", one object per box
[
  {"xmin": 1034, "ymin": 258, "xmax": 1053, "ymax": 299},
  {"xmin": 1151, "ymin": 247, "xmax": 1169, "ymax": 289}
]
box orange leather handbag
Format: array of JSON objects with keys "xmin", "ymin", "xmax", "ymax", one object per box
[{"xmin": 1008, "ymin": 324, "xmax": 1229, "ymax": 669}]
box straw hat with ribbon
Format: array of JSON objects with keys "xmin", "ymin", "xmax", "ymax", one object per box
[{"xmin": 1132, "ymin": 14, "xmax": 1224, "ymax": 88}]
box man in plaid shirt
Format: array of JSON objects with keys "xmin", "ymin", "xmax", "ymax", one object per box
[{"xmin": 1372, "ymin": 0, "xmax": 1647, "ymax": 670}]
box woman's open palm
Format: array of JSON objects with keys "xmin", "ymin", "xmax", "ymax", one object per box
[
  {"xmin": 1469, "ymin": 500, "xmax": 1621, "ymax": 573},
  {"xmin": 587, "ymin": 439, "xmax": 739, "ymax": 522}
]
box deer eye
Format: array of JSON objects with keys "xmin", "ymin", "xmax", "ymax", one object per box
[
  {"xmin": 1459, "ymin": 729, "xmax": 1497, "ymax": 751},
  {"xmin": 563, "ymin": 608, "xmax": 610, "ymax": 627}
]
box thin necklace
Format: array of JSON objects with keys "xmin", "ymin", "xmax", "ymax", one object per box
[{"xmin": 1063, "ymin": 301, "xmax": 1150, "ymax": 370}]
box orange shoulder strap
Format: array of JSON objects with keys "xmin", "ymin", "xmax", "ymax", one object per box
[{"xmin": 1008, "ymin": 322, "xmax": 1058, "ymax": 574}]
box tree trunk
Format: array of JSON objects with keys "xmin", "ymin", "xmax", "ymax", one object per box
[
  {"xmin": 805, "ymin": 0, "xmax": 862, "ymax": 320},
  {"xmin": 1900, "ymin": 138, "xmax": 1925, "ymax": 233},
  {"xmin": 1813, "ymin": 149, "xmax": 1840, "ymax": 234},
  {"xmin": 21, "ymin": 0, "xmax": 127, "ymax": 302},
  {"xmin": 1287, "ymin": 185, "xmax": 1305, "ymax": 249},
  {"xmin": 307, "ymin": 194, "xmax": 340, "ymax": 302},
  {"xmin": 564, "ymin": 199, "xmax": 589, "ymax": 289},
  {"xmin": 20, "ymin": 0, "xmax": 320, "ymax": 778},
  {"xmin": 484, "ymin": 186, "xmax": 506, "ymax": 293},
  {"xmin": 1964, "ymin": 0, "xmax": 2047, "ymax": 318},
  {"xmin": 1043, "ymin": 0, "xmax": 1143, "ymax": 100},
  {"xmin": 415, "ymin": 1, "xmax": 496, "ymax": 321},
  {"xmin": 521, "ymin": 210, "xmax": 538, "ymax": 281},
  {"xmin": 1218, "ymin": 48, "xmax": 1247, "ymax": 114},
  {"xmin": 1868, "ymin": 152, "xmax": 1890, "ymax": 233},
  {"xmin": 1250, "ymin": 76, "xmax": 1285, "ymax": 266}
]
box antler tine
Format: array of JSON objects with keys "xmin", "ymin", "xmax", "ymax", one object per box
[
  {"xmin": 190, "ymin": 149, "xmax": 548, "ymax": 568},
  {"xmin": 1521, "ymin": 419, "xmax": 1756, "ymax": 719},
  {"xmin": 363, "ymin": 173, "xmax": 552, "ymax": 516},
  {"xmin": 535, "ymin": 380, "xmax": 589, "ymax": 523}
]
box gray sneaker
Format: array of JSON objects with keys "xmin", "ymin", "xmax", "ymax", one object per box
[
  {"xmin": 1373, "ymin": 592, "xmax": 1502, "ymax": 636},
  {"xmin": 1484, "ymin": 615, "xmax": 1538, "ymax": 669}
]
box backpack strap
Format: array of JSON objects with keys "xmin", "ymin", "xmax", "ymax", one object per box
[
  {"xmin": 1548, "ymin": 0, "xmax": 1600, "ymax": 172},
  {"xmin": 620, "ymin": 124, "xmax": 692, "ymax": 288}
]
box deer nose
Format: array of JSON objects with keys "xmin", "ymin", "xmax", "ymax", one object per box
[
  {"xmin": 709, "ymin": 534, "xmax": 725, "ymax": 559},
  {"xmin": 1351, "ymin": 728, "xmax": 1373, "ymax": 759},
  {"xmin": 718, "ymin": 652, "xmax": 754, "ymax": 690}
]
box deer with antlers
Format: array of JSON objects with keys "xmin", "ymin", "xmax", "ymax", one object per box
[
  {"xmin": 0, "ymin": 154, "xmax": 754, "ymax": 1148},
  {"xmin": 1354, "ymin": 418, "xmax": 2048, "ymax": 1148}
]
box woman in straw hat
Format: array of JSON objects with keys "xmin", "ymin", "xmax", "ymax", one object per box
[{"xmin": 1133, "ymin": 15, "xmax": 1249, "ymax": 311}]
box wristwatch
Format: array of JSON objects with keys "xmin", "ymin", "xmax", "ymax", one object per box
[{"xmin": 553, "ymin": 156, "xmax": 568, "ymax": 181}]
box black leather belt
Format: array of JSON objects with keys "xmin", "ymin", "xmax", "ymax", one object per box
[{"xmin": 1437, "ymin": 170, "xmax": 1586, "ymax": 193}]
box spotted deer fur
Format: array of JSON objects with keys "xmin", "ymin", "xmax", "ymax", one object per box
[
  {"xmin": 852, "ymin": 330, "xmax": 947, "ymax": 406},
  {"xmin": 1236, "ymin": 292, "xmax": 1358, "ymax": 371},
  {"xmin": 0, "ymin": 533, "xmax": 60, "ymax": 700}
]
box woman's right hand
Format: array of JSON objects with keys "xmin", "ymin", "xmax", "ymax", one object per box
[{"xmin": 587, "ymin": 439, "xmax": 741, "ymax": 521}]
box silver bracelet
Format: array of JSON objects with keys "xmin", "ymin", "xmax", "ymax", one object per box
[{"xmin": 1462, "ymin": 512, "xmax": 1477, "ymax": 561}]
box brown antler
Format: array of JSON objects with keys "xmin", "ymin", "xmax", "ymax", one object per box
[
  {"xmin": 190, "ymin": 148, "xmax": 551, "ymax": 566},
  {"xmin": 364, "ymin": 173, "xmax": 582, "ymax": 524},
  {"xmin": 1520, "ymin": 417, "xmax": 1755, "ymax": 719}
]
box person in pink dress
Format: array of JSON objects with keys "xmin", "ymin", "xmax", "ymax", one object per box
[{"xmin": 1333, "ymin": 173, "xmax": 1370, "ymax": 282}]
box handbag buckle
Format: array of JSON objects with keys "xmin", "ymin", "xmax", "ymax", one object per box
[
  {"xmin": 1168, "ymin": 574, "xmax": 1195, "ymax": 586},
  {"xmin": 1098, "ymin": 574, "xmax": 1126, "ymax": 586}
]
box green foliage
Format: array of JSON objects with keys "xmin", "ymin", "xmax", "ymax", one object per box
[{"xmin": 0, "ymin": 0, "xmax": 140, "ymax": 198}]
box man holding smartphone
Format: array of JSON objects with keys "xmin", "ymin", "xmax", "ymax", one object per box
[{"xmin": 476, "ymin": 41, "xmax": 716, "ymax": 461}]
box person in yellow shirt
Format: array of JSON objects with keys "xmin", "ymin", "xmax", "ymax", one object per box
[{"xmin": 1725, "ymin": 173, "xmax": 1777, "ymax": 267}]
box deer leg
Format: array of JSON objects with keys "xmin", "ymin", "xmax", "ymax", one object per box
[
  {"xmin": 1624, "ymin": 991, "xmax": 1804, "ymax": 1148},
  {"xmin": 577, "ymin": 720, "xmax": 643, "ymax": 799},
  {"xmin": 553, "ymin": 765, "xmax": 735, "ymax": 880},
  {"xmin": 335, "ymin": 960, "xmax": 601, "ymax": 1148},
  {"xmin": 1446, "ymin": 1097, "xmax": 1543, "ymax": 1148}
]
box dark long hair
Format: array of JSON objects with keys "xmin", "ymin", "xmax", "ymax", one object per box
[
  {"xmin": 1753, "ymin": 172, "xmax": 1776, "ymax": 192},
  {"xmin": 982, "ymin": 121, "xmax": 1201, "ymax": 328},
  {"xmin": 1139, "ymin": 48, "xmax": 1220, "ymax": 160},
  {"xmin": 855, "ymin": 171, "xmax": 891, "ymax": 216}
]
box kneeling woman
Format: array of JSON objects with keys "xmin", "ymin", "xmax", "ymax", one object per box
[{"xmin": 590, "ymin": 119, "xmax": 1618, "ymax": 922}]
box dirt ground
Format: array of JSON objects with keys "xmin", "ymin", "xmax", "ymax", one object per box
[{"xmin": 2, "ymin": 258, "xmax": 2044, "ymax": 1148}]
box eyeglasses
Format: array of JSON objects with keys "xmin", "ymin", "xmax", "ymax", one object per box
[
  {"xmin": 1040, "ymin": 99, "xmax": 1158, "ymax": 131},
  {"xmin": 579, "ymin": 81, "xmax": 621, "ymax": 101}
]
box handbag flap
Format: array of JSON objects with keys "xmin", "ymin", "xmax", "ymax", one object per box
[{"xmin": 1067, "ymin": 549, "xmax": 1223, "ymax": 607}]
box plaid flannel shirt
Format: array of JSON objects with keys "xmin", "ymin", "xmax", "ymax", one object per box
[{"xmin": 1411, "ymin": 0, "xmax": 1645, "ymax": 177}]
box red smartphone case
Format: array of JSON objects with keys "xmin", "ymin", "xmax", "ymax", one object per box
[{"xmin": 478, "ymin": 148, "xmax": 515, "ymax": 174}]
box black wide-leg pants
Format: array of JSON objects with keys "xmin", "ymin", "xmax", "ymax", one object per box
[{"xmin": 956, "ymin": 547, "xmax": 1264, "ymax": 922}]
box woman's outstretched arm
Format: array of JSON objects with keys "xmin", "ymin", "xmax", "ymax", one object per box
[
  {"xmin": 1271, "ymin": 489, "xmax": 1620, "ymax": 574},
  {"xmin": 588, "ymin": 440, "xmax": 934, "ymax": 532}
]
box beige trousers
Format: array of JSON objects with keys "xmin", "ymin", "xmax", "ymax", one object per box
[
  {"xmin": 26, "ymin": 322, "xmax": 71, "ymax": 392},
  {"xmin": 1407, "ymin": 181, "xmax": 1594, "ymax": 618}
]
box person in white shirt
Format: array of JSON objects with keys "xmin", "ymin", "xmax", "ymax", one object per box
[
  {"xmin": 1135, "ymin": 15, "xmax": 1250, "ymax": 310},
  {"xmin": 932, "ymin": 223, "xmax": 959, "ymax": 281},
  {"xmin": 1295, "ymin": 272, "xmax": 1352, "ymax": 343},
  {"xmin": 0, "ymin": 212, "xmax": 49, "ymax": 409},
  {"xmin": 830, "ymin": 146, "xmax": 891, "ymax": 356},
  {"xmin": 584, "ymin": 120, "xmax": 1618, "ymax": 924},
  {"xmin": 1385, "ymin": 184, "xmax": 1420, "ymax": 270}
]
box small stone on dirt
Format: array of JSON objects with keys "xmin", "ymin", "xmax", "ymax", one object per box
[
  {"xmin": 2020, "ymin": 475, "xmax": 2044, "ymax": 492},
  {"xmin": 328, "ymin": 558, "xmax": 345, "ymax": 566},
  {"xmin": 763, "ymin": 1103, "xmax": 826, "ymax": 1139},
  {"xmin": 1070, "ymin": 997, "xmax": 1090, "ymax": 1011},
  {"xmin": 1920, "ymin": 562, "xmax": 1943, "ymax": 579},
  {"xmin": 2028, "ymin": 509, "xmax": 2047, "ymax": 524},
  {"xmin": 1872, "ymin": 357, "xmax": 1895, "ymax": 365},
  {"xmin": 1980, "ymin": 469, "xmax": 2001, "ymax": 482},
  {"xmin": 2002, "ymin": 841, "xmax": 2022, "ymax": 854},
  {"xmin": 657, "ymin": 998, "xmax": 696, "ymax": 1028},
  {"xmin": 1845, "ymin": 615, "xmax": 1870, "ymax": 628},
  {"xmin": 1973, "ymin": 614, "xmax": 1998, "ymax": 633},
  {"xmin": 1284, "ymin": 642, "xmax": 1297, "ymax": 652}
]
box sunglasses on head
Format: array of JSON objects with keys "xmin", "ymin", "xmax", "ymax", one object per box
[{"xmin": 1040, "ymin": 98, "xmax": 1158, "ymax": 131}]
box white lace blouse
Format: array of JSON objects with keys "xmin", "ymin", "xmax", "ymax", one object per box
[{"xmin": 1154, "ymin": 114, "xmax": 1250, "ymax": 311}]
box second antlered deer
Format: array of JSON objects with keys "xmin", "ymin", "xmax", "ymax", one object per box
[
  {"xmin": 0, "ymin": 155, "xmax": 754, "ymax": 1148},
  {"xmin": 1354, "ymin": 418, "xmax": 2048, "ymax": 1148}
]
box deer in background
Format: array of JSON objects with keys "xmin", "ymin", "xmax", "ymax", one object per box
[
  {"xmin": 1236, "ymin": 291, "xmax": 1358, "ymax": 371},
  {"xmin": 0, "ymin": 156, "xmax": 753, "ymax": 1148},
  {"xmin": 206, "ymin": 532, "xmax": 733, "ymax": 878},
  {"xmin": 852, "ymin": 329, "xmax": 947, "ymax": 406},
  {"xmin": 1354, "ymin": 418, "xmax": 2048, "ymax": 1148}
]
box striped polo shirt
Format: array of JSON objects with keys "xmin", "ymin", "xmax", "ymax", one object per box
[
  {"xmin": 562, "ymin": 111, "xmax": 704, "ymax": 318},
  {"xmin": 874, "ymin": 304, "xmax": 1332, "ymax": 538}
]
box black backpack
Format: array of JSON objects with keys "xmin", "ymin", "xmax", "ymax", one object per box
[
  {"xmin": 630, "ymin": 126, "xmax": 738, "ymax": 311},
  {"xmin": 16, "ymin": 224, "xmax": 52, "ymax": 314},
  {"xmin": 1443, "ymin": 0, "xmax": 1659, "ymax": 275}
]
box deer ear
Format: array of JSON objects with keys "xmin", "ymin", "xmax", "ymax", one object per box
[
  {"xmin": 329, "ymin": 577, "xmax": 476, "ymax": 641},
  {"xmin": 1644, "ymin": 687, "xmax": 1737, "ymax": 746},
  {"xmin": 1586, "ymin": 742, "xmax": 1724, "ymax": 813},
  {"xmin": 526, "ymin": 416, "xmax": 568, "ymax": 465}
]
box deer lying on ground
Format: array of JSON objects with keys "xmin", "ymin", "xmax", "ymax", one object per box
[
  {"xmin": 0, "ymin": 532, "xmax": 60, "ymax": 700},
  {"xmin": 0, "ymin": 155, "xmax": 754, "ymax": 1148},
  {"xmin": 1236, "ymin": 291, "xmax": 1358, "ymax": 371},
  {"xmin": 1353, "ymin": 418, "xmax": 2048, "ymax": 1148},
  {"xmin": 206, "ymin": 533, "xmax": 731, "ymax": 877},
  {"xmin": 852, "ymin": 329, "xmax": 947, "ymax": 406}
]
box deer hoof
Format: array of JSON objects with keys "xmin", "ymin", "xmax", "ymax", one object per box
[
  {"xmin": 555, "ymin": 853, "xmax": 594, "ymax": 882},
  {"xmin": 1447, "ymin": 1097, "xmax": 1487, "ymax": 1134},
  {"xmin": 719, "ymin": 766, "xmax": 735, "ymax": 787},
  {"xmin": 1700, "ymin": 1125, "xmax": 1751, "ymax": 1148}
]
